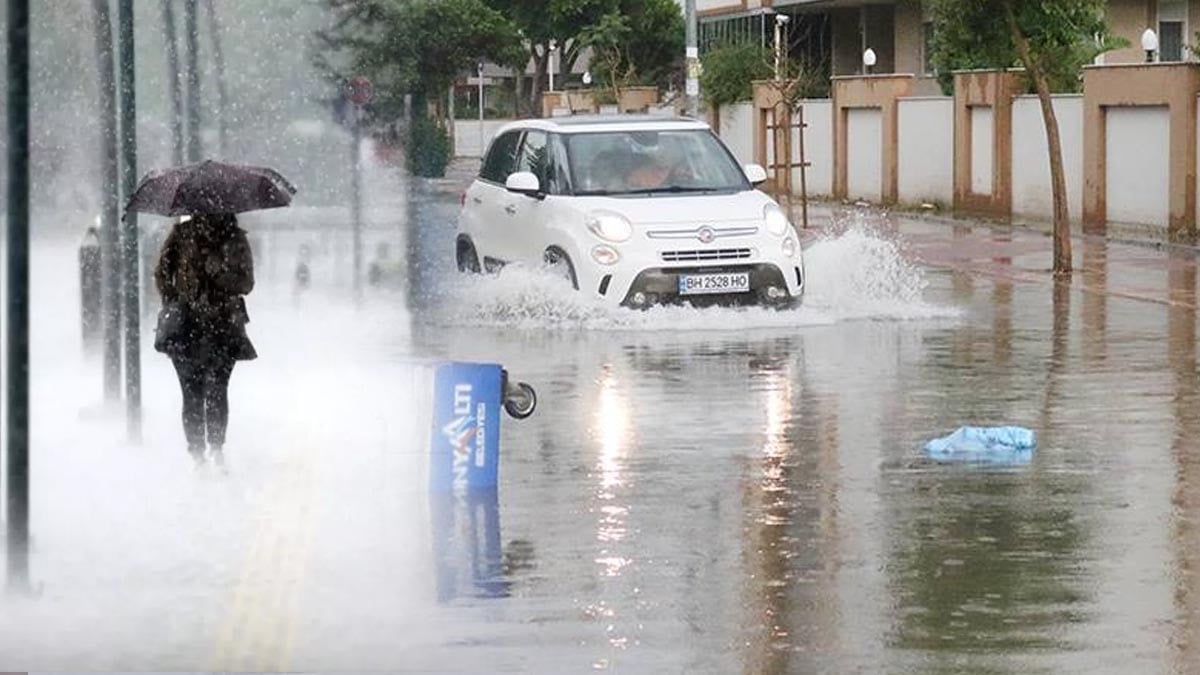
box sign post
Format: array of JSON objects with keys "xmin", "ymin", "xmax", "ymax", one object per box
[
  {"xmin": 346, "ymin": 75, "xmax": 372, "ymax": 296},
  {"xmin": 7, "ymin": 0, "xmax": 31, "ymax": 593}
]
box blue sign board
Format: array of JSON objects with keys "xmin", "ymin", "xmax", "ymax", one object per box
[{"xmin": 430, "ymin": 362, "xmax": 504, "ymax": 492}]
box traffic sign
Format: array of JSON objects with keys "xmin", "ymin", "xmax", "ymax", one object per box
[{"xmin": 346, "ymin": 75, "xmax": 374, "ymax": 106}]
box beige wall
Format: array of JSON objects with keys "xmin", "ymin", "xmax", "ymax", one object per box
[{"xmin": 1106, "ymin": 0, "xmax": 1157, "ymax": 64}]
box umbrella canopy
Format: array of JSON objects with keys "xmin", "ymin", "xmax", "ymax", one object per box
[{"xmin": 124, "ymin": 160, "xmax": 297, "ymax": 217}]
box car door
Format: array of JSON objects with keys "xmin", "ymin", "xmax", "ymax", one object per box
[
  {"xmin": 507, "ymin": 129, "xmax": 555, "ymax": 263},
  {"xmin": 470, "ymin": 130, "xmax": 521, "ymax": 267}
]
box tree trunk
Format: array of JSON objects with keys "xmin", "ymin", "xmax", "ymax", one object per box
[
  {"xmin": 1007, "ymin": 3, "xmax": 1072, "ymax": 274},
  {"xmin": 513, "ymin": 68, "xmax": 528, "ymax": 118},
  {"xmin": 530, "ymin": 46, "xmax": 549, "ymax": 117},
  {"xmin": 92, "ymin": 0, "xmax": 122, "ymax": 401},
  {"xmin": 161, "ymin": 0, "xmax": 184, "ymax": 165},
  {"xmin": 203, "ymin": 0, "xmax": 228, "ymax": 157}
]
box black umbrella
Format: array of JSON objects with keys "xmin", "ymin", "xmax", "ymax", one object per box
[{"xmin": 124, "ymin": 159, "xmax": 297, "ymax": 217}]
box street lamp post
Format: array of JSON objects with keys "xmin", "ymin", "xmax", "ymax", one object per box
[
  {"xmin": 773, "ymin": 13, "xmax": 790, "ymax": 80},
  {"xmin": 863, "ymin": 48, "xmax": 877, "ymax": 75},
  {"xmin": 118, "ymin": 0, "xmax": 141, "ymax": 441},
  {"xmin": 548, "ymin": 40, "xmax": 558, "ymax": 93},
  {"xmin": 477, "ymin": 62, "xmax": 485, "ymax": 156},
  {"xmin": 685, "ymin": 0, "xmax": 700, "ymax": 117},
  {"xmin": 1142, "ymin": 28, "xmax": 1159, "ymax": 63},
  {"xmin": 6, "ymin": 0, "xmax": 32, "ymax": 593}
]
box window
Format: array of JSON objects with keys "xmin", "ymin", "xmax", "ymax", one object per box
[
  {"xmin": 1159, "ymin": 0, "xmax": 1187, "ymax": 62},
  {"xmin": 480, "ymin": 131, "xmax": 521, "ymax": 183},
  {"xmin": 515, "ymin": 131, "xmax": 554, "ymax": 194},
  {"xmin": 1160, "ymin": 21, "xmax": 1184, "ymax": 61},
  {"xmin": 565, "ymin": 130, "xmax": 749, "ymax": 196}
]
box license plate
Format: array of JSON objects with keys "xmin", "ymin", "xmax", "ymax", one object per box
[{"xmin": 677, "ymin": 272, "xmax": 751, "ymax": 295}]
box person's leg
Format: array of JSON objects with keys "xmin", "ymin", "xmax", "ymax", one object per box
[
  {"xmin": 171, "ymin": 357, "xmax": 206, "ymax": 459},
  {"xmin": 204, "ymin": 358, "xmax": 236, "ymax": 451}
]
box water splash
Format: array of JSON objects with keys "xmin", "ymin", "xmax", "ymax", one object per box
[{"xmin": 431, "ymin": 221, "xmax": 958, "ymax": 331}]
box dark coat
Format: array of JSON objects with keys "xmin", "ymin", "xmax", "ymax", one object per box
[{"xmin": 155, "ymin": 215, "xmax": 256, "ymax": 361}]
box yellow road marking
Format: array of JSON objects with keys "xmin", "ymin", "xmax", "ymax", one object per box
[{"xmin": 211, "ymin": 417, "xmax": 321, "ymax": 671}]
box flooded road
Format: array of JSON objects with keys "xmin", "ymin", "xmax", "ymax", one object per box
[
  {"xmin": 402, "ymin": 175, "xmax": 1200, "ymax": 673},
  {"xmin": 3, "ymin": 159, "xmax": 1200, "ymax": 674}
]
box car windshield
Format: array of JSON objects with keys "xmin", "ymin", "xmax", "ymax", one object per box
[{"xmin": 566, "ymin": 129, "xmax": 750, "ymax": 196}]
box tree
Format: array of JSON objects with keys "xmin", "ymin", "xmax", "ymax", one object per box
[
  {"xmin": 317, "ymin": 0, "xmax": 525, "ymax": 121},
  {"xmin": 616, "ymin": 0, "xmax": 684, "ymax": 90},
  {"xmin": 581, "ymin": 0, "xmax": 683, "ymax": 102},
  {"xmin": 930, "ymin": 0, "xmax": 1124, "ymax": 274},
  {"xmin": 699, "ymin": 44, "xmax": 773, "ymax": 108},
  {"xmin": 482, "ymin": 0, "xmax": 613, "ymax": 116}
]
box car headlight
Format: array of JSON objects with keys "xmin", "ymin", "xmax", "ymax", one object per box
[
  {"xmin": 763, "ymin": 204, "xmax": 790, "ymax": 237},
  {"xmin": 591, "ymin": 245, "xmax": 620, "ymax": 265},
  {"xmin": 586, "ymin": 211, "xmax": 633, "ymax": 243},
  {"xmin": 781, "ymin": 236, "xmax": 797, "ymax": 258}
]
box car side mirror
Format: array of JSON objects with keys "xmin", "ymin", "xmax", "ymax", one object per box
[
  {"xmin": 744, "ymin": 164, "xmax": 768, "ymax": 185},
  {"xmin": 505, "ymin": 171, "xmax": 542, "ymax": 198}
]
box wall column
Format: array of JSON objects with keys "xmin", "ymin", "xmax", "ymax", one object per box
[
  {"xmin": 1082, "ymin": 63, "xmax": 1200, "ymax": 241},
  {"xmin": 831, "ymin": 74, "xmax": 915, "ymax": 204},
  {"xmin": 952, "ymin": 69, "xmax": 1019, "ymax": 219}
]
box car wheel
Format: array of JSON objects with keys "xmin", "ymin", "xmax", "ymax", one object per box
[
  {"xmin": 456, "ymin": 238, "xmax": 481, "ymax": 274},
  {"xmin": 543, "ymin": 247, "xmax": 579, "ymax": 290}
]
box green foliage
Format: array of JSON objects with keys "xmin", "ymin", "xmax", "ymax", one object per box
[
  {"xmin": 928, "ymin": 0, "xmax": 1125, "ymax": 94},
  {"xmin": 407, "ymin": 117, "xmax": 451, "ymax": 178},
  {"xmin": 317, "ymin": 0, "xmax": 525, "ymax": 119},
  {"xmin": 699, "ymin": 44, "xmax": 773, "ymax": 107},
  {"xmin": 581, "ymin": 0, "xmax": 684, "ymax": 95},
  {"xmin": 619, "ymin": 0, "xmax": 685, "ymax": 89}
]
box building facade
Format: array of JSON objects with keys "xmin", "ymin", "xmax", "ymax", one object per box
[{"xmin": 699, "ymin": 0, "xmax": 1200, "ymax": 96}]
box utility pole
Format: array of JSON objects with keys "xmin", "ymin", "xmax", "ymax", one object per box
[
  {"xmin": 685, "ymin": 0, "xmax": 700, "ymax": 118},
  {"xmin": 118, "ymin": 0, "xmax": 142, "ymax": 440},
  {"xmin": 203, "ymin": 0, "xmax": 228, "ymax": 157},
  {"xmin": 477, "ymin": 62, "xmax": 485, "ymax": 157},
  {"xmin": 184, "ymin": 0, "xmax": 201, "ymax": 162},
  {"xmin": 162, "ymin": 0, "xmax": 184, "ymax": 165},
  {"xmin": 346, "ymin": 76, "xmax": 373, "ymax": 297},
  {"xmin": 93, "ymin": 0, "xmax": 122, "ymax": 401},
  {"xmin": 351, "ymin": 104, "xmax": 363, "ymax": 296},
  {"xmin": 7, "ymin": 0, "xmax": 31, "ymax": 593}
]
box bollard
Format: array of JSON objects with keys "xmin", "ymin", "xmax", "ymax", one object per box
[
  {"xmin": 430, "ymin": 362, "xmax": 537, "ymax": 492},
  {"xmin": 429, "ymin": 361, "xmax": 536, "ymax": 600},
  {"xmin": 79, "ymin": 225, "xmax": 102, "ymax": 348}
]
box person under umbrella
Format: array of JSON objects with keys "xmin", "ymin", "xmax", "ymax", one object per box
[
  {"xmin": 154, "ymin": 213, "xmax": 255, "ymax": 465},
  {"xmin": 127, "ymin": 160, "xmax": 295, "ymax": 466}
]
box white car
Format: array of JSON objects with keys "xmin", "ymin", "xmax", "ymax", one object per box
[{"xmin": 455, "ymin": 115, "xmax": 804, "ymax": 309}]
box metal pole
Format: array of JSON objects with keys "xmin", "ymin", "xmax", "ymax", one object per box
[
  {"xmin": 118, "ymin": 0, "xmax": 142, "ymax": 440},
  {"xmin": 203, "ymin": 0, "xmax": 228, "ymax": 157},
  {"xmin": 94, "ymin": 0, "xmax": 122, "ymax": 402},
  {"xmin": 162, "ymin": 0, "xmax": 184, "ymax": 165},
  {"xmin": 477, "ymin": 63, "xmax": 484, "ymax": 157},
  {"xmin": 6, "ymin": 0, "xmax": 31, "ymax": 592},
  {"xmin": 685, "ymin": 0, "xmax": 699, "ymax": 118},
  {"xmin": 351, "ymin": 105, "xmax": 363, "ymax": 296},
  {"xmin": 548, "ymin": 44, "xmax": 556, "ymax": 92},
  {"xmin": 184, "ymin": 0, "xmax": 200, "ymax": 162}
]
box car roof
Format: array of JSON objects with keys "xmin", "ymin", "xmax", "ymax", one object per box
[{"xmin": 494, "ymin": 115, "xmax": 711, "ymax": 136}]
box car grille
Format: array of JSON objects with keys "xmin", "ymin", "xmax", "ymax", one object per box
[{"xmin": 661, "ymin": 248, "xmax": 753, "ymax": 262}]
